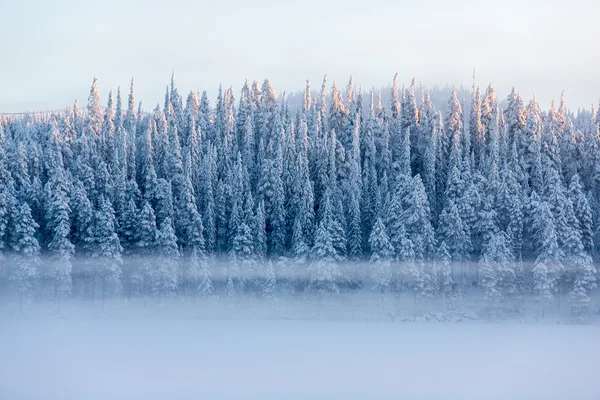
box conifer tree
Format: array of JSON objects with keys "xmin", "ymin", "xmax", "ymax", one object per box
[
  {"xmin": 10, "ymin": 203, "xmax": 41, "ymax": 309},
  {"xmin": 438, "ymin": 200, "xmax": 469, "ymax": 264},
  {"xmin": 154, "ymin": 217, "xmax": 179, "ymax": 296},
  {"xmin": 369, "ymin": 217, "xmax": 394, "ymax": 293},
  {"xmin": 254, "ymin": 200, "xmax": 267, "ymax": 261},
  {"xmin": 568, "ymin": 174, "xmax": 594, "ymax": 254},
  {"xmin": 70, "ymin": 180, "xmax": 94, "ymax": 251},
  {"xmin": 135, "ymin": 201, "xmax": 157, "ymax": 292},
  {"xmin": 187, "ymin": 211, "xmax": 208, "ymax": 297},
  {"xmin": 532, "ymin": 200, "xmax": 564, "ymax": 315},
  {"xmin": 470, "ymin": 78, "xmax": 485, "ymax": 169},
  {"xmin": 435, "ymin": 241, "xmax": 455, "ymax": 310},
  {"xmin": 308, "ymin": 218, "xmax": 341, "ymax": 294},
  {"xmin": 45, "ymin": 175, "xmax": 74, "ymax": 302},
  {"xmin": 479, "ymin": 231, "xmax": 514, "ymax": 311},
  {"xmin": 402, "ymin": 175, "xmax": 435, "ymax": 260},
  {"xmin": 89, "ymin": 197, "xmax": 123, "ymax": 302}
]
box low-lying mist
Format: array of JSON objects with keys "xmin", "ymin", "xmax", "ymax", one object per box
[{"xmin": 1, "ymin": 256, "xmax": 598, "ymax": 323}]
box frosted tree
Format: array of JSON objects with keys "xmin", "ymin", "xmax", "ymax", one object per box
[
  {"xmin": 558, "ymin": 182, "xmax": 597, "ymax": 317},
  {"xmin": 308, "ymin": 220, "xmax": 340, "ymax": 294},
  {"xmin": 470, "ymin": 78, "xmax": 485, "ymax": 169},
  {"xmin": 504, "ymin": 87, "xmax": 526, "ymax": 155},
  {"xmin": 11, "ymin": 142, "xmax": 31, "ymax": 199},
  {"xmin": 439, "ymin": 90, "xmax": 463, "ymax": 195},
  {"xmin": 119, "ymin": 198, "xmax": 138, "ymax": 253},
  {"xmin": 402, "ymin": 175, "xmax": 435, "ymax": 260},
  {"xmin": 479, "ymin": 231, "xmax": 514, "ymax": 313},
  {"xmin": 435, "ymin": 241, "xmax": 456, "ymax": 310},
  {"xmin": 45, "ymin": 177, "xmax": 74, "ymax": 303},
  {"xmin": 328, "ymin": 81, "xmax": 349, "ymax": 158},
  {"xmin": 154, "ymin": 217, "xmax": 179, "ymax": 296},
  {"xmin": 438, "ymin": 200, "xmax": 469, "ymax": 265},
  {"xmin": 560, "ymin": 117, "xmax": 582, "ymax": 183},
  {"xmin": 230, "ymin": 220, "xmax": 255, "ymax": 285},
  {"xmin": 346, "ymin": 184, "xmax": 362, "ymax": 259},
  {"xmin": 154, "ymin": 178, "xmax": 174, "ymax": 227},
  {"xmin": 401, "ymin": 79, "xmax": 420, "ymax": 174},
  {"xmin": 0, "ymin": 181, "xmax": 12, "ymax": 265},
  {"xmin": 418, "ymin": 92, "xmax": 438, "ymax": 203},
  {"xmin": 385, "ymin": 186, "xmax": 406, "ymax": 259},
  {"xmin": 89, "ymin": 197, "xmax": 123, "ymax": 304},
  {"xmin": 532, "ymin": 200, "xmax": 564, "ymax": 318},
  {"xmin": 541, "ymin": 100, "xmax": 564, "ymax": 171},
  {"xmin": 10, "ymin": 203, "xmax": 41, "ymax": 309},
  {"xmin": 43, "ymin": 125, "xmax": 75, "ymax": 303},
  {"xmin": 257, "ymin": 141, "xmax": 286, "ymax": 255},
  {"xmin": 291, "ymin": 215, "xmax": 310, "ymax": 262},
  {"xmin": 135, "ymin": 201, "xmax": 157, "ymax": 293},
  {"xmin": 254, "ymin": 200, "xmax": 267, "ymax": 260},
  {"xmin": 369, "ymin": 217, "xmax": 394, "ymax": 296},
  {"xmin": 186, "ymin": 209, "xmax": 207, "ymax": 296},
  {"xmin": 568, "ymin": 174, "xmax": 594, "ymax": 254},
  {"xmin": 569, "ymin": 251, "xmax": 597, "ymax": 318},
  {"xmin": 331, "ymin": 198, "xmax": 348, "ymax": 260},
  {"xmin": 85, "ymin": 77, "xmax": 103, "ymax": 142},
  {"xmin": 70, "ymin": 180, "xmax": 94, "ymax": 252},
  {"xmin": 475, "ymin": 194, "xmax": 499, "ymax": 258}
]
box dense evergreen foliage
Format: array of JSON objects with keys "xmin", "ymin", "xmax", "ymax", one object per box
[{"xmin": 1, "ymin": 73, "xmax": 599, "ymax": 317}]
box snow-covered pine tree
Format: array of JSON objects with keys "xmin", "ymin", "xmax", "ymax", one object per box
[
  {"xmin": 531, "ymin": 199, "xmax": 564, "ymax": 318},
  {"xmin": 402, "ymin": 175, "xmax": 435, "ymax": 260},
  {"xmin": 437, "ymin": 200, "xmax": 469, "ymax": 270},
  {"xmin": 89, "ymin": 197, "xmax": 123, "ymax": 304},
  {"xmin": 45, "ymin": 175, "xmax": 74, "ymax": 303},
  {"xmin": 568, "ymin": 174, "xmax": 594, "ymax": 254},
  {"xmin": 470, "ymin": 78, "xmax": 485, "ymax": 170},
  {"xmin": 307, "ymin": 218, "xmax": 341, "ymax": 295},
  {"xmin": 369, "ymin": 217, "xmax": 394, "ymax": 294},
  {"xmin": 154, "ymin": 217, "xmax": 179, "ymax": 296},
  {"xmin": 70, "ymin": 180, "xmax": 94, "ymax": 252},
  {"xmin": 186, "ymin": 210, "xmax": 209, "ymax": 298},
  {"xmin": 10, "ymin": 203, "xmax": 41, "ymax": 309},
  {"xmin": 435, "ymin": 240, "xmax": 455, "ymax": 311},
  {"xmin": 479, "ymin": 230, "xmax": 514, "ymax": 313}
]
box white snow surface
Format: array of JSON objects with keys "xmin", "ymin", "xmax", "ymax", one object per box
[{"xmin": 1, "ymin": 317, "xmax": 598, "ymax": 400}]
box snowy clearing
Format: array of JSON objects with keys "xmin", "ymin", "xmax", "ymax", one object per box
[{"xmin": 1, "ymin": 318, "xmax": 598, "ymax": 400}]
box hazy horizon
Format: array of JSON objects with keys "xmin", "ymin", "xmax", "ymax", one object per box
[{"xmin": 1, "ymin": 0, "xmax": 599, "ymax": 113}]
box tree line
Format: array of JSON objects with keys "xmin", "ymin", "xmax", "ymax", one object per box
[{"xmin": 0, "ymin": 73, "xmax": 598, "ymax": 317}]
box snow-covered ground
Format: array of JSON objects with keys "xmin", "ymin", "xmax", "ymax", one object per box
[{"xmin": 1, "ymin": 315, "xmax": 598, "ymax": 400}]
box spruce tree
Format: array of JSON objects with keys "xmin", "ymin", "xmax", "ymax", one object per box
[
  {"xmin": 45, "ymin": 176, "xmax": 74, "ymax": 303},
  {"xmin": 308, "ymin": 219, "xmax": 341, "ymax": 294},
  {"xmin": 90, "ymin": 197, "xmax": 123, "ymax": 302},
  {"xmin": 154, "ymin": 217, "xmax": 179, "ymax": 296},
  {"xmin": 435, "ymin": 241, "xmax": 455, "ymax": 310},
  {"xmin": 10, "ymin": 203, "xmax": 41, "ymax": 309},
  {"xmin": 568, "ymin": 174, "xmax": 594, "ymax": 254},
  {"xmin": 479, "ymin": 231, "xmax": 514, "ymax": 312},
  {"xmin": 369, "ymin": 217, "xmax": 394, "ymax": 293},
  {"xmin": 532, "ymin": 200, "xmax": 564, "ymax": 316}
]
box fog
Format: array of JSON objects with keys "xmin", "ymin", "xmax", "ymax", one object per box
[
  {"xmin": 1, "ymin": 257, "xmax": 598, "ymax": 322},
  {"xmin": 2, "ymin": 256, "xmax": 599, "ymax": 399}
]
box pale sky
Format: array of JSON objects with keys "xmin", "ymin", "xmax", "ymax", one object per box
[{"xmin": 1, "ymin": 0, "xmax": 599, "ymax": 113}]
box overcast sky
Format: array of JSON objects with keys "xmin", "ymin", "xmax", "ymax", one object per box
[{"xmin": 1, "ymin": 0, "xmax": 599, "ymax": 113}]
